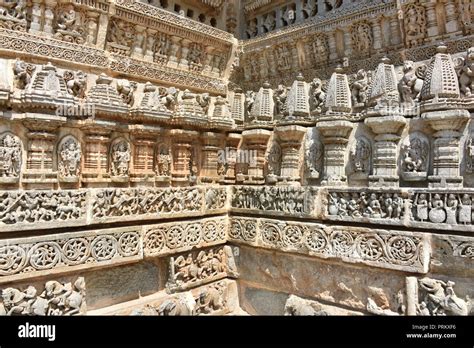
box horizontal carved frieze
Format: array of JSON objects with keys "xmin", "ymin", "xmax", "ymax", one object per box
[
  {"xmin": 229, "ymin": 217, "xmax": 430, "ymax": 273},
  {"xmin": 0, "ymin": 227, "xmax": 142, "ymax": 284},
  {"xmin": 0, "ymin": 187, "xmax": 227, "ymax": 232},
  {"xmin": 144, "ymin": 216, "xmax": 228, "ymax": 258},
  {"xmin": 0, "ymin": 277, "xmax": 86, "ymax": 316},
  {"xmin": 166, "ymin": 245, "xmax": 239, "ymax": 293}
]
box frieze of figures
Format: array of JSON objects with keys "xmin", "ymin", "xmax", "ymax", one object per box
[
  {"xmin": 232, "ymin": 186, "xmax": 315, "ymax": 215},
  {"xmin": 0, "ymin": 277, "xmax": 86, "ymax": 316},
  {"xmin": 166, "ymin": 245, "xmax": 238, "ymax": 292},
  {"xmin": 229, "ymin": 217, "xmax": 428, "ymax": 273}
]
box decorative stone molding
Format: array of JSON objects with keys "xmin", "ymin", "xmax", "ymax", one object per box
[
  {"xmin": 166, "ymin": 245, "xmax": 239, "ymax": 293},
  {"xmin": 229, "ymin": 217, "xmax": 430, "ymax": 273},
  {"xmin": 0, "ymin": 227, "xmax": 141, "ymax": 284},
  {"xmin": 0, "ymin": 277, "xmax": 86, "ymax": 316}
]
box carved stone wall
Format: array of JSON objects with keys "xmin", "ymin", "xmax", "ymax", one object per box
[{"xmin": 0, "ymin": 0, "xmax": 473, "ymax": 317}]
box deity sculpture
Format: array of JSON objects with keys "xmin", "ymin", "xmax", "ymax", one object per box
[
  {"xmin": 0, "ymin": 132, "xmax": 21, "ymax": 178},
  {"xmin": 111, "ymin": 140, "xmax": 131, "ymax": 177},
  {"xmin": 58, "ymin": 136, "xmax": 81, "ymax": 179}
]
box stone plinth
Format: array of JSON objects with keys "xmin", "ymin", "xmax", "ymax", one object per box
[
  {"xmin": 316, "ymin": 120, "xmax": 353, "ymax": 186},
  {"xmin": 365, "ymin": 116, "xmax": 407, "ymax": 187}
]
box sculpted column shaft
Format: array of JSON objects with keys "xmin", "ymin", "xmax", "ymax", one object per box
[
  {"xmin": 390, "ymin": 15, "xmax": 401, "ymax": 46},
  {"xmin": 144, "ymin": 29, "xmax": 157, "ymax": 62},
  {"xmin": 275, "ymin": 126, "xmax": 306, "ymax": 184},
  {"xmin": 170, "ymin": 130, "xmax": 199, "ymax": 186},
  {"xmin": 29, "ymin": 0, "xmax": 43, "ymax": 34},
  {"xmin": 82, "ymin": 129, "xmax": 111, "ymax": 186},
  {"xmin": 327, "ymin": 31, "xmax": 338, "ymax": 60},
  {"xmin": 242, "ymin": 129, "xmax": 271, "ymax": 184},
  {"xmin": 86, "ymin": 11, "xmax": 99, "ymax": 46},
  {"xmin": 365, "ymin": 116, "xmax": 406, "ymax": 187},
  {"xmin": 444, "ymin": 1, "xmax": 459, "ymax": 34},
  {"xmin": 224, "ymin": 133, "xmax": 242, "ymax": 183},
  {"xmin": 316, "ymin": 121, "xmax": 353, "ymax": 186},
  {"xmin": 201, "ymin": 132, "xmax": 223, "ymax": 183},
  {"xmin": 43, "ymin": 0, "xmax": 57, "ymax": 35},
  {"xmin": 372, "ymin": 18, "xmax": 383, "ymax": 50},
  {"xmin": 167, "ymin": 36, "xmax": 182, "ymax": 69},
  {"xmin": 424, "ymin": 2, "xmax": 439, "ymax": 38},
  {"xmin": 343, "ymin": 29, "xmax": 352, "ymax": 57}
]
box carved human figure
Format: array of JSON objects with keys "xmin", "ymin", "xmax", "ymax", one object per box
[
  {"xmin": 276, "ymin": 45, "xmax": 292, "ymax": 71},
  {"xmin": 351, "ymin": 70, "xmax": 369, "ymax": 106},
  {"xmin": 351, "ymin": 137, "xmax": 370, "ymax": 174},
  {"xmin": 263, "ymin": 12, "xmax": 276, "ymax": 32},
  {"xmin": 156, "ymin": 145, "xmax": 171, "ymax": 177},
  {"xmin": 352, "ymin": 22, "xmax": 373, "ymax": 53},
  {"xmin": 311, "ymin": 35, "xmax": 328, "ymax": 62},
  {"xmin": 405, "ymin": 5, "xmax": 426, "ymax": 46},
  {"xmin": 111, "ymin": 140, "xmax": 131, "ymax": 177},
  {"xmin": 403, "ymin": 137, "xmax": 428, "ymax": 173},
  {"xmin": 458, "ymin": 194, "xmax": 472, "ymax": 225},
  {"xmin": 429, "ymin": 194, "xmax": 446, "ymax": 223},
  {"xmin": 58, "ymin": 136, "xmax": 81, "ymax": 179},
  {"xmin": 445, "ymin": 194, "xmax": 458, "ymax": 225},
  {"xmin": 246, "ymin": 19, "xmax": 257, "ymax": 38},
  {"xmin": 245, "ymin": 90, "xmax": 256, "ymax": 116},
  {"xmin": 418, "ymin": 278, "xmax": 470, "ymax": 316},
  {"xmin": 0, "ymin": 133, "xmax": 21, "ymax": 178}
]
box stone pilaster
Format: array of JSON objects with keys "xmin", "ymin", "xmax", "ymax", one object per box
[
  {"xmin": 423, "ymin": 110, "xmax": 470, "ymax": 188},
  {"xmin": 424, "ymin": 2, "xmax": 439, "ymax": 39},
  {"xmin": 242, "ymin": 129, "xmax": 271, "ymax": 184},
  {"xmin": 365, "ymin": 116, "xmax": 407, "ymax": 187},
  {"xmin": 167, "ymin": 36, "xmax": 182, "ymax": 69},
  {"xmin": 170, "ymin": 129, "xmax": 199, "ymax": 186},
  {"xmin": 316, "ymin": 121, "xmax": 353, "ymax": 186},
  {"xmin": 43, "ymin": 0, "xmax": 56, "ymax": 36},
  {"xmin": 81, "ymin": 126, "xmax": 112, "ymax": 186},
  {"xmin": 275, "ymin": 125, "xmax": 306, "ymax": 185},
  {"xmin": 200, "ymin": 132, "xmax": 224, "ymax": 183},
  {"xmin": 224, "ymin": 133, "xmax": 242, "ymax": 183},
  {"xmin": 129, "ymin": 126, "xmax": 160, "ymax": 185}
]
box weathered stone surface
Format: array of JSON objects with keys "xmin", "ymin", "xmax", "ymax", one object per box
[{"xmin": 0, "ymin": 0, "xmax": 473, "ymax": 317}]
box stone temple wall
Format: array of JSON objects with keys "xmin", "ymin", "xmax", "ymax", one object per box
[{"xmin": 0, "ymin": 0, "xmax": 473, "ymax": 317}]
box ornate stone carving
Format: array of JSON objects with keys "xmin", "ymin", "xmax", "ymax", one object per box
[
  {"xmin": 166, "ymin": 246, "xmax": 238, "ymax": 292},
  {"xmin": 455, "ymin": 47, "xmax": 474, "ymax": 97},
  {"xmin": 351, "ymin": 21, "xmax": 373, "ymax": 55},
  {"xmin": 404, "ymin": 3, "xmax": 426, "ymax": 48},
  {"xmin": 328, "ymin": 191, "xmax": 404, "ymax": 220},
  {"xmin": 0, "ymin": 0, "xmax": 26, "ymax": 31},
  {"xmin": 13, "ymin": 59, "xmax": 35, "ymax": 89},
  {"xmin": 58, "ymin": 136, "xmax": 81, "ymax": 181},
  {"xmin": 412, "ymin": 192, "xmax": 474, "ymax": 225},
  {"xmin": 0, "ymin": 190, "xmax": 86, "ymax": 226},
  {"xmin": 401, "ymin": 133, "xmax": 429, "ymax": 181},
  {"xmin": 117, "ymin": 79, "xmax": 137, "ymax": 106},
  {"xmin": 350, "ymin": 137, "xmax": 371, "ymax": 177},
  {"xmin": 350, "ymin": 70, "xmax": 369, "ymax": 107},
  {"xmin": 0, "ymin": 278, "xmax": 85, "ymax": 316},
  {"xmin": 232, "ymin": 186, "xmax": 312, "ymax": 214},
  {"xmin": 0, "ymin": 132, "xmax": 21, "ymax": 180},
  {"xmin": 309, "ymin": 78, "xmax": 326, "ymax": 114},
  {"xmin": 92, "ymin": 187, "xmax": 202, "ymax": 219},
  {"xmin": 406, "ymin": 277, "xmax": 472, "ymax": 316},
  {"xmin": 54, "ymin": 4, "xmax": 87, "ymax": 44},
  {"xmin": 398, "ymin": 61, "xmax": 425, "ymax": 104},
  {"xmin": 63, "ymin": 70, "xmax": 87, "ymax": 98},
  {"xmin": 230, "ymin": 217, "xmax": 428, "ymax": 273},
  {"xmin": 110, "ymin": 139, "xmax": 131, "ymax": 178}
]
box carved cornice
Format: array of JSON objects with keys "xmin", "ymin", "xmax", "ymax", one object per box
[
  {"xmin": 115, "ymin": 0, "xmax": 235, "ymax": 45},
  {"xmin": 241, "ymin": 0, "xmax": 396, "ymax": 51}
]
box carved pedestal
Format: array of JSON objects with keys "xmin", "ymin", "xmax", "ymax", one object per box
[
  {"xmin": 365, "ymin": 116, "xmax": 407, "ymax": 187},
  {"xmin": 242, "ymin": 129, "xmax": 271, "ymax": 184},
  {"xmin": 170, "ymin": 130, "xmax": 199, "ymax": 186},
  {"xmin": 423, "ymin": 110, "xmax": 470, "ymax": 188},
  {"xmin": 275, "ymin": 125, "xmax": 306, "ymax": 184},
  {"xmin": 316, "ymin": 121, "xmax": 353, "ymax": 186}
]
